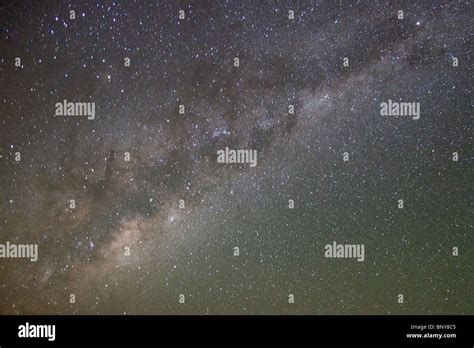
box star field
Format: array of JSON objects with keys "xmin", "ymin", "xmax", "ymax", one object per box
[{"xmin": 0, "ymin": 0, "xmax": 472, "ymax": 314}]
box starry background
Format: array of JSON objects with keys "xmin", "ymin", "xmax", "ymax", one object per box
[{"xmin": 0, "ymin": 0, "xmax": 472, "ymax": 314}]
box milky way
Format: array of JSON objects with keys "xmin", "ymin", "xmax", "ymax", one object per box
[{"xmin": 0, "ymin": 0, "xmax": 472, "ymax": 314}]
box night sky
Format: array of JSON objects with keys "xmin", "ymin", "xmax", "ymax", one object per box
[{"xmin": 0, "ymin": 0, "xmax": 472, "ymax": 314}]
